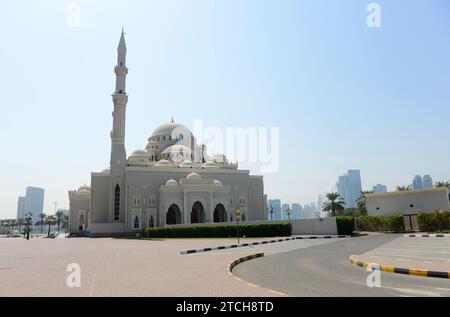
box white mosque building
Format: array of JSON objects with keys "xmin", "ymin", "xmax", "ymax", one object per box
[{"xmin": 68, "ymin": 31, "xmax": 267, "ymax": 236}]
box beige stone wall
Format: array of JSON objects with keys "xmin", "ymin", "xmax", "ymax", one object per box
[{"xmin": 366, "ymin": 188, "xmax": 450, "ymax": 216}]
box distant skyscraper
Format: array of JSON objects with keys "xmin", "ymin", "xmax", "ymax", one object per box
[
  {"xmin": 16, "ymin": 196, "xmax": 26, "ymax": 219},
  {"xmin": 268, "ymin": 199, "xmax": 282, "ymax": 220},
  {"xmin": 412, "ymin": 175, "xmax": 424, "ymax": 190},
  {"xmin": 372, "ymin": 184, "xmax": 387, "ymax": 193},
  {"xmin": 24, "ymin": 186, "xmax": 45, "ymax": 224},
  {"xmin": 291, "ymin": 203, "xmax": 301, "ymax": 219},
  {"xmin": 317, "ymin": 194, "xmax": 327, "ymax": 217},
  {"xmin": 337, "ymin": 170, "xmax": 362, "ymax": 209},
  {"xmin": 422, "ymin": 175, "xmax": 433, "ymax": 189}
]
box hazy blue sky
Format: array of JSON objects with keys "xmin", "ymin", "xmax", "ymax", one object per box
[{"xmin": 1, "ymin": 0, "xmax": 450, "ymax": 218}]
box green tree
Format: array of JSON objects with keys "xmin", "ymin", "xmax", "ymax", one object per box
[
  {"xmin": 44, "ymin": 215, "xmax": 57, "ymax": 237},
  {"xmin": 39, "ymin": 213, "xmax": 46, "ymax": 234},
  {"xmin": 55, "ymin": 211, "xmax": 64, "ymax": 232},
  {"xmin": 435, "ymin": 181, "xmax": 450, "ymax": 201},
  {"xmin": 434, "ymin": 181, "xmax": 450, "ymax": 188},
  {"xmin": 395, "ymin": 185, "xmax": 412, "ymax": 191},
  {"xmin": 322, "ymin": 192, "xmax": 346, "ymax": 217},
  {"xmin": 356, "ymin": 190, "xmax": 373, "ymax": 216}
]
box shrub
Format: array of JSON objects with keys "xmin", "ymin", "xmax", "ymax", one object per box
[
  {"xmin": 143, "ymin": 222, "xmax": 292, "ymax": 238},
  {"xmin": 356, "ymin": 216, "xmax": 385, "ymax": 232},
  {"xmin": 418, "ymin": 210, "xmax": 450, "ymax": 232},
  {"xmin": 384, "ymin": 214, "xmax": 404, "ymax": 233},
  {"xmin": 336, "ymin": 216, "xmax": 354, "ymax": 235}
]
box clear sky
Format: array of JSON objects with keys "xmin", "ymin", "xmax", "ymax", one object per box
[{"xmin": 1, "ymin": 0, "xmax": 450, "ymax": 218}]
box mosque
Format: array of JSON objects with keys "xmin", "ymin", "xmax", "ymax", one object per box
[{"xmin": 68, "ymin": 31, "xmax": 267, "ymax": 236}]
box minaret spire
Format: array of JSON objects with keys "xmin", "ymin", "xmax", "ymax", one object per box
[{"xmin": 109, "ymin": 29, "xmax": 129, "ymax": 222}]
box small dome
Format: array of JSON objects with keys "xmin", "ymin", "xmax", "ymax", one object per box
[
  {"xmin": 78, "ymin": 185, "xmax": 91, "ymax": 192},
  {"xmin": 131, "ymin": 149, "xmax": 147, "ymax": 156},
  {"xmin": 165, "ymin": 179, "xmax": 178, "ymax": 186},
  {"xmin": 202, "ymin": 161, "xmax": 218, "ymax": 169},
  {"xmin": 179, "ymin": 160, "xmax": 195, "ymax": 168},
  {"xmin": 213, "ymin": 180, "xmax": 223, "ymax": 187},
  {"xmin": 154, "ymin": 159, "xmax": 172, "ymax": 167},
  {"xmin": 186, "ymin": 172, "xmax": 201, "ymax": 181}
]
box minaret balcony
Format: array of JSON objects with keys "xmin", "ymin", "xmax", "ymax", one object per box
[{"xmin": 114, "ymin": 66, "xmax": 128, "ymax": 74}]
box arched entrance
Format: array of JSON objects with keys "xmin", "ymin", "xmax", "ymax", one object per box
[
  {"xmin": 78, "ymin": 214, "xmax": 85, "ymax": 231},
  {"xmin": 166, "ymin": 204, "xmax": 182, "ymax": 225},
  {"xmin": 191, "ymin": 201, "xmax": 205, "ymax": 223},
  {"xmin": 213, "ymin": 203, "xmax": 227, "ymax": 222},
  {"xmin": 149, "ymin": 215, "xmax": 154, "ymax": 228}
]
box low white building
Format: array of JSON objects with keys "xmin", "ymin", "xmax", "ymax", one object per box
[{"xmin": 366, "ymin": 188, "xmax": 450, "ymax": 216}]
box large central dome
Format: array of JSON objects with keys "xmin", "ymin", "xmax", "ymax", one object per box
[
  {"xmin": 150, "ymin": 119, "xmax": 192, "ymax": 138},
  {"xmin": 146, "ymin": 119, "xmax": 196, "ymax": 162}
]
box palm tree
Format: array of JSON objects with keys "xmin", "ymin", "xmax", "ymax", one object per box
[
  {"xmin": 39, "ymin": 213, "xmax": 46, "ymax": 234},
  {"xmin": 395, "ymin": 185, "xmax": 412, "ymax": 191},
  {"xmin": 322, "ymin": 192, "xmax": 345, "ymax": 217},
  {"xmin": 9, "ymin": 219, "xmax": 17, "ymax": 231},
  {"xmin": 435, "ymin": 180, "xmax": 450, "ymax": 201},
  {"xmin": 44, "ymin": 215, "xmax": 57, "ymax": 237},
  {"xmin": 55, "ymin": 211, "xmax": 64, "ymax": 232},
  {"xmin": 60, "ymin": 215, "xmax": 69, "ymax": 233},
  {"xmin": 17, "ymin": 218, "xmax": 25, "ymax": 233},
  {"xmin": 435, "ymin": 181, "xmax": 450, "ymax": 188},
  {"xmin": 356, "ymin": 190, "xmax": 373, "ymax": 216}
]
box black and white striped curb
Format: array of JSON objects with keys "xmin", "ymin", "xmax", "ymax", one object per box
[
  {"xmin": 403, "ymin": 234, "xmax": 450, "ymax": 238},
  {"xmin": 178, "ymin": 235, "xmax": 348, "ymax": 255}
]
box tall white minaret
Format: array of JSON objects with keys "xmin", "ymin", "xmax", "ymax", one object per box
[{"xmin": 109, "ymin": 29, "xmax": 128, "ymax": 222}]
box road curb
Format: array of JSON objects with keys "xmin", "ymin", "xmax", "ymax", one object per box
[
  {"xmin": 178, "ymin": 235, "xmax": 349, "ymax": 255},
  {"xmin": 228, "ymin": 253, "xmax": 265, "ymax": 273},
  {"xmin": 226, "ymin": 252, "xmax": 287, "ymax": 296},
  {"xmin": 349, "ymin": 256, "xmax": 450, "ymax": 279},
  {"xmin": 403, "ymin": 234, "xmax": 450, "ymax": 238}
]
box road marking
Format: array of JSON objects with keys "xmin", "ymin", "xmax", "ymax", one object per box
[
  {"xmin": 88, "ymin": 273, "xmax": 96, "ymax": 297},
  {"xmin": 269, "ymin": 290, "xmax": 287, "ymax": 296},
  {"xmin": 247, "ymin": 283, "xmax": 258, "ymax": 288}
]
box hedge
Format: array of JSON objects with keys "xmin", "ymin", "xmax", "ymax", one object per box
[
  {"xmin": 417, "ymin": 211, "xmax": 450, "ymax": 232},
  {"xmin": 143, "ymin": 222, "xmax": 292, "ymax": 238},
  {"xmin": 356, "ymin": 214, "xmax": 404, "ymax": 233},
  {"xmin": 336, "ymin": 216, "xmax": 354, "ymax": 235}
]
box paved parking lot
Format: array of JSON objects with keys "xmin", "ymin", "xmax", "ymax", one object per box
[
  {"xmin": 0, "ymin": 236, "xmax": 338, "ymax": 297},
  {"xmin": 353, "ymin": 237, "xmax": 450, "ymax": 272}
]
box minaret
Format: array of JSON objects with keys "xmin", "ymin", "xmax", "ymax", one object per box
[{"xmin": 109, "ymin": 29, "xmax": 128, "ymax": 222}]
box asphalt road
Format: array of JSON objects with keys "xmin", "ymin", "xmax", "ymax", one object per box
[{"xmin": 233, "ymin": 235, "xmax": 450, "ymax": 297}]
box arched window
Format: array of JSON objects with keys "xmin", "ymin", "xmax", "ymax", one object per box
[{"xmin": 114, "ymin": 184, "xmax": 120, "ymax": 221}]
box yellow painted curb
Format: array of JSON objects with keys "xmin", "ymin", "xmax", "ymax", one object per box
[{"xmin": 349, "ymin": 256, "xmax": 450, "ymax": 279}]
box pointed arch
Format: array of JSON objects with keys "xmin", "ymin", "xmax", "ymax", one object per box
[
  {"xmin": 213, "ymin": 204, "xmax": 227, "ymax": 223},
  {"xmin": 166, "ymin": 204, "xmax": 182, "ymax": 225},
  {"xmin": 191, "ymin": 201, "xmax": 205, "ymax": 223}
]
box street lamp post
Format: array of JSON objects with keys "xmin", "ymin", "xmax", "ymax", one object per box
[
  {"xmin": 286, "ymin": 208, "xmax": 292, "ymax": 221},
  {"xmin": 270, "ymin": 205, "xmax": 274, "ymax": 221},
  {"xmin": 24, "ymin": 212, "xmax": 32, "ymax": 240},
  {"xmin": 235, "ymin": 207, "xmax": 241, "ymax": 245}
]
